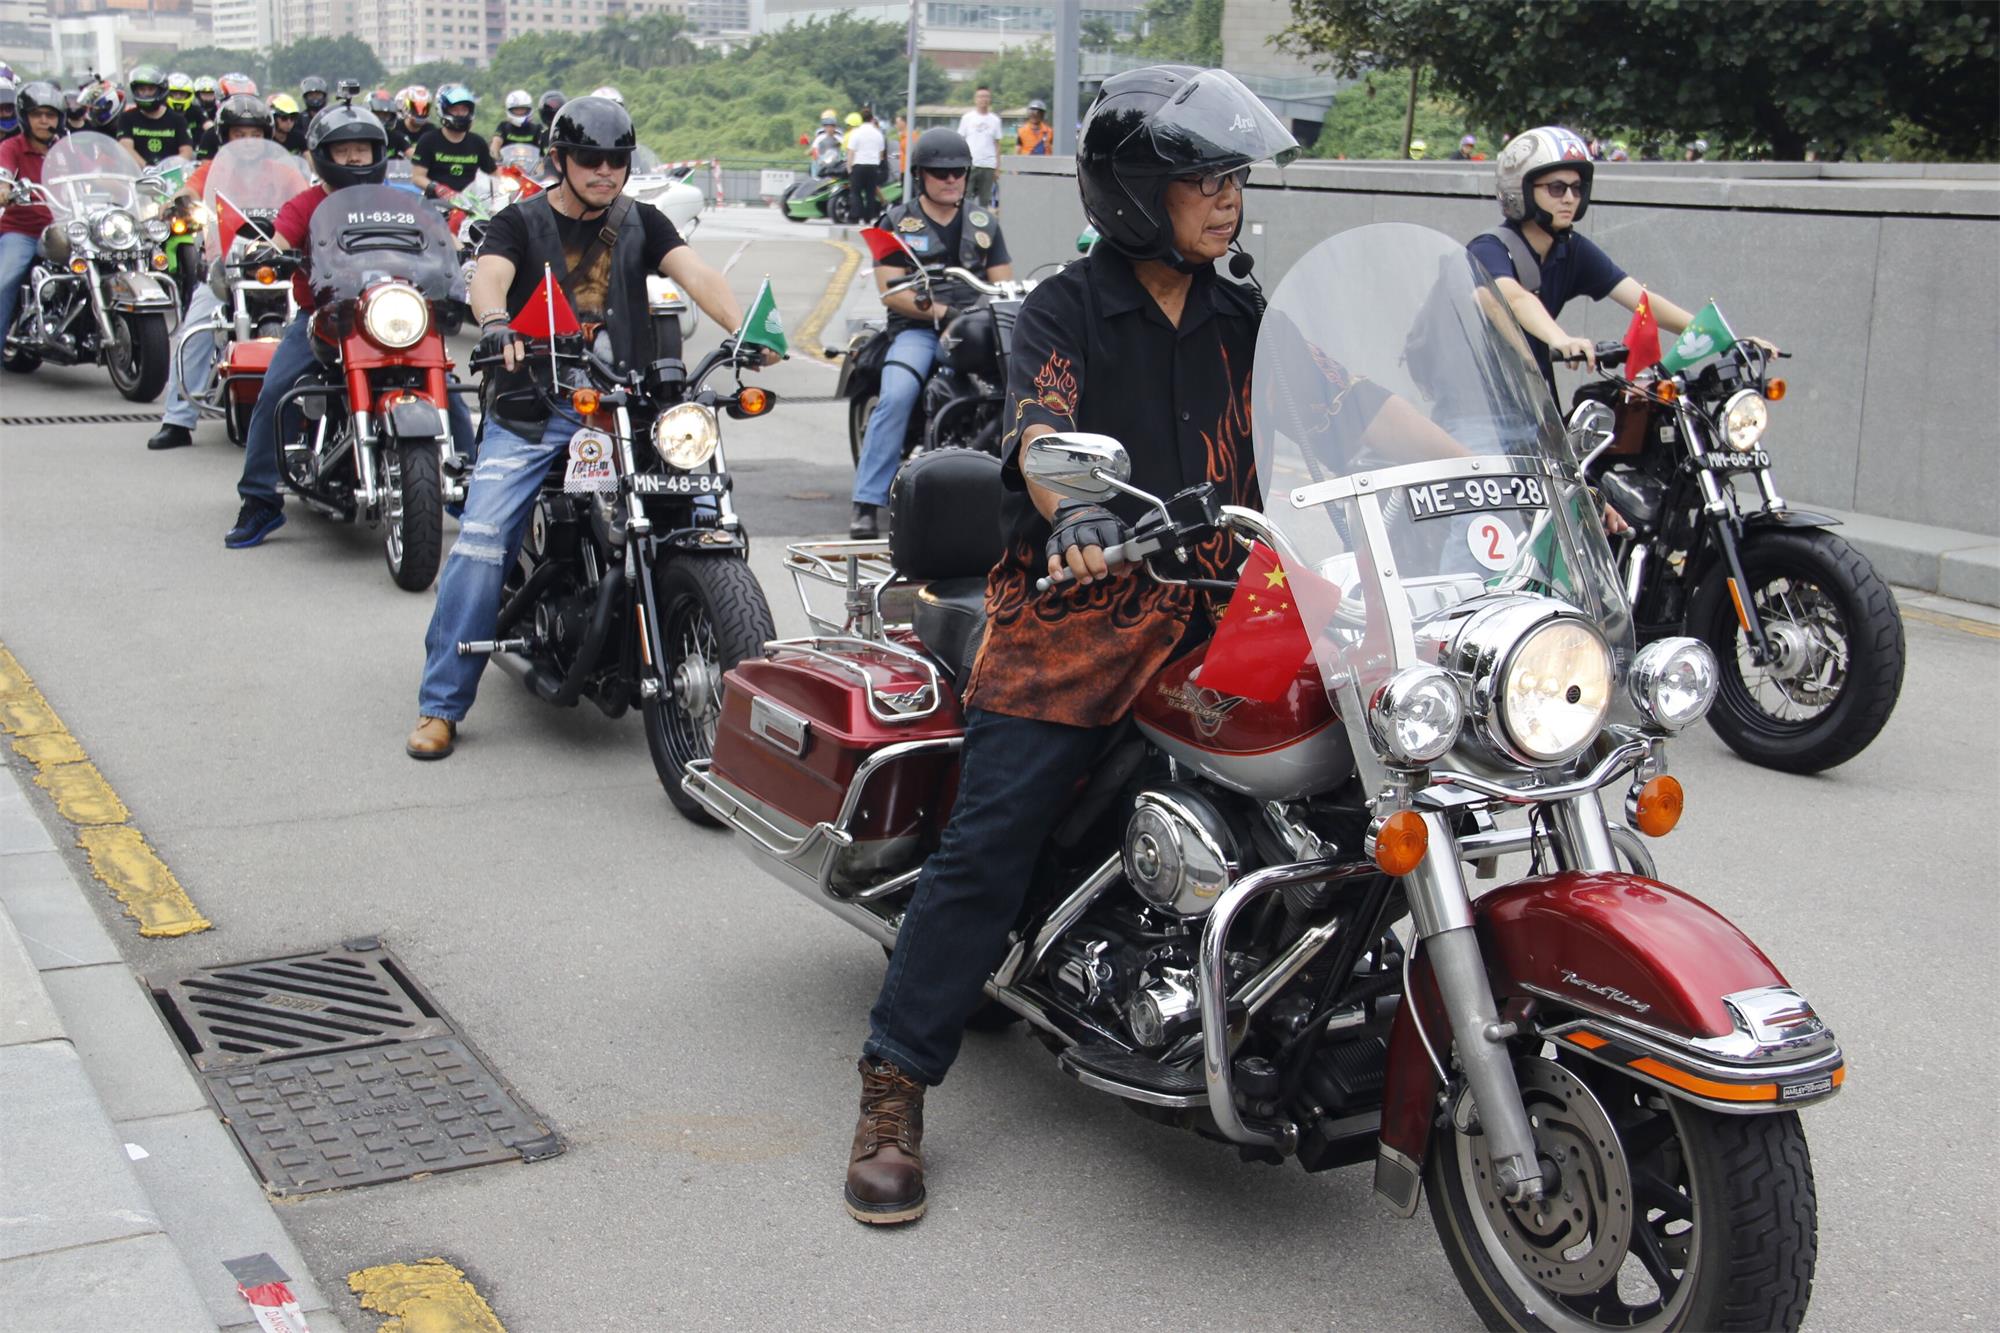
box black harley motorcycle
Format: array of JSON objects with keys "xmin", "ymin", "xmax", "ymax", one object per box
[
  {"xmin": 1571, "ymin": 339, "xmax": 1905, "ymax": 772},
  {"xmin": 459, "ymin": 331, "xmax": 780, "ymax": 817}
]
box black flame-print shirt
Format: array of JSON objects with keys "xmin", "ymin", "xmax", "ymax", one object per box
[{"xmin": 965, "ymin": 247, "xmax": 1261, "ymax": 728}]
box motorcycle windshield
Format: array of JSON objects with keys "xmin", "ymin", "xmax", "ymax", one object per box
[
  {"xmin": 202, "ymin": 140, "xmax": 310, "ymax": 263},
  {"xmin": 497, "ymin": 144, "xmax": 542, "ymax": 176},
  {"xmin": 41, "ymin": 132, "xmax": 139, "ymax": 219},
  {"xmin": 307, "ymin": 183, "xmax": 458, "ymax": 305},
  {"xmin": 1251, "ymin": 224, "xmax": 1634, "ymax": 752}
]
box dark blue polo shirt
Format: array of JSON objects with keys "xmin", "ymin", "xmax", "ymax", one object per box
[{"xmin": 1468, "ymin": 220, "xmax": 1626, "ymax": 401}]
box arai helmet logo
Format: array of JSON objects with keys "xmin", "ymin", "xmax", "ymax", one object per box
[
  {"xmin": 1230, "ymin": 114, "xmax": 1257, "ymax": 133},
  {"xmin": 1559, "ymin": 969, "xmax": 1652, "ymax": 1014}
]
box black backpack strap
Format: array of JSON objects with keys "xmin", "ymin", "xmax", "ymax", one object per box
[{"xmin": 1478, "ymin": 224, "xmax": 1541, "ymax": 294}]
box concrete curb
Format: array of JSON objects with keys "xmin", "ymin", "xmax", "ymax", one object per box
[{"xmin": 0, "ymin": 763, "xmax": 346, "ymax": 1333}]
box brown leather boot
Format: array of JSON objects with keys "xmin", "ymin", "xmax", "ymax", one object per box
[
  {"xmin": 405, "ymin": 716, "xmax": 456, "ymax": 760},
  {"xmin": 844, "ymin": 1057, "xmax": 926, "ymax": 1224}
]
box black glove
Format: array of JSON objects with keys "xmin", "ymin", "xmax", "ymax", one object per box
[
  {"xmin": 474, "ymin": 324, "xmax": 521, "ymax": 368},
  {"xmin": 1045, "ymin": 499, "xmax": 1128, "ymax": 570}
]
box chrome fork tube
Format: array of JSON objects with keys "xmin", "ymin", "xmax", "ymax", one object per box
[
  {"xmin": 1407, "ymin": 812, "xmax": 1546, "ymax": 1203},
  {"xmin": 1623, "ymin": 544, "xmax": 1649, "ymax": 608},
  {"xmin": 353, "ymin": 411, "xmax": 378, "ymax": 509},
  {"xmin": 1548, "ymin": 793, "xmax": 1620, "ymax": 873}
]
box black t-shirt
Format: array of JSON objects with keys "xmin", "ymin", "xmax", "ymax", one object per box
[
  {"xmin": 276, "ymin": 122, "xmax": 308, "ymax": 154},
  {"xmin": 479, "ymin": 197, "xmax": 686, "ymax": 324},
  {"xmin": 193, "ymin": 126, "xmax": 219, "ymax": 161},
  {"xmin": 382, "ymin": 122, "xmax": 414, "ymax": 159},
  {"xmin": 118, "ymin": 107, "xmax": 191, "ymax": 164},
  {"xmin": 492, "ymin": 119, "xmax": 544, "ymax": 150},
  {"xmin": 1468, "ymin": 220, "xmax": 1627, "ymax": 399},
  {"xmin": 877, "ymin": 201, "xmax": 1011, "ymax": 334},
  {"xmin": 410, "ymin": 127, "xmax": 496, "ymax": 191}
]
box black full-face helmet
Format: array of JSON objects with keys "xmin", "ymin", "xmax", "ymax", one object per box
[
  {"xmin": 538, "ymin": 90, "xmax": 566, "ymax": 128},
  {"xmin": 908, "ymin": 127, "xmax": 971, "ymax": 198},
  {"xmin": 300, "ymin": 75, "xmax": 328, "ymax": 112},
  {"xmin": 1077, "ymin": 65, "xmax": 1298, "ymax": 266},
  {"xmin": 16, "ymin": 81, "xmax": 62, "ymax": 140},
  {"xmin": 306, "ymin": 105, "xmax": 389, "ymax": 190},
  {"xmin": 216, "ymin": 93, "xmax": 273, "ymax": 140},
  {"xmin": 547, "ymin": 95, "xmax": 636, "ymax": 160}
]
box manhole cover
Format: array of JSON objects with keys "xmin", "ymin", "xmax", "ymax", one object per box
[{"xmin": 153, "ymin": 939, "xmax": 561, "ymax": 1194}]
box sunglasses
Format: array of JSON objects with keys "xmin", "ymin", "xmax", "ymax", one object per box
[
  {"xmin": 923, "ymin": 167, "xmax": 967, "ymax": 180},
  {"xmin": 1176, "ymin": 165, "xmax": 1250, "ymax": 197},
  {"xmin": 571, "ymin": 149, "xmax": 631, "ymax": 171},
  {"xmin": 1538, "ymin": 179, "xmax": 1584, "ymax": 199}
]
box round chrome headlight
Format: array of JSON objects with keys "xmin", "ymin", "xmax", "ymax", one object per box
[
  {"xmin": 362, "ymin": 283, "xmax": 428, "ymax": 349},
  {"xmin": 652, "ymin": 402, "xmax": 719, "ymax": 470},
  {"xmin": 1368, "ymin": 665, "xmax": 1464, "ymax": 766},
  {"xmin": 1722, "ymin": 389, "xmax": 1768, "ymax": 451},
  {"xmin": 91, "ymin": 208, "xmax": 138, "ymax": 251},
  {"xmin": 1628, "ymin": 637, "xmax": 1718, "ymax": 731},
  {"xmin": 1498, "ymin": 617, "xmax": 1613, "ymax": 765}
]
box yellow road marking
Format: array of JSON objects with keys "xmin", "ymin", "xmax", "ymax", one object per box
[
  {"xmin": 1903, "ymin": 605, "xmax": 2000, "ymax": 640},
  {"xmin": 348, "ymin": 1258, "xmax": 507, "ymax": 1333},
  {"xmin": 0, "ymin": 644, "xmax": 211, "ymax": 938},
  {"xmin": 797, "ymin": 237, "xmax": 861, "ymax": 361}
]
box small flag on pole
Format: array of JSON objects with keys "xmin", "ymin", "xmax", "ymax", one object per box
[
  {"xmin": 736, "ymin": 276, "xmax": 787, "ymax": 357},
  {"xmin": 508, "ymin": 263, "xmax": 580, "ymax": 339},
  {"xmin": 1195, "ymin": 542, "xmax": 1319, "ymax": 703},
  {"xmin": 1621, "ymin": 288, "xmax": 1661, "ymax": 381},
  {"xmin": 213, "ymin": 191, "xmax": 251, "ymax": 255},
  {"xmin": 1658, "ymin": 300, "xmax": 1737, "ymax": 375}
]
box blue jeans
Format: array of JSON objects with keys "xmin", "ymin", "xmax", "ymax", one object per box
[
  {"xmin": 417, "ymin": 411, "xmax": 581, "ymax": 721},
  {"xmin": 161, "ymin": 282, "xmax": 225, "ymax": 429},
  {"xmin": 239, "ymin": 312, "xmax": 475, "ymax": 505},
  {"xmin": 0, "ymin": 231, "xmax": 39, "ymax": 348},
  {"xmin": 852, "ymin": 327, "xmax": 937, "ymax": 508},
  {"xmin": 865, "ymin": 707, "xmax": 1111, "ymax": 1084}
]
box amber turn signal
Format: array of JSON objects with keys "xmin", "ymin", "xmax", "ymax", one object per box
[
  {"xmin": 255, "ymin": 266, "xmax": 277, "ymax": 284},
  {"xmin": 571, "ymin": 387, "xmax": 601, "ymax": 416},
  {"xmin": 1368, "ymin": 810, "xmax": 1429, "ymax": 876},
  {"xmin": 1629, "ymin": 775, "xmax": 1684, "ymax": 837},
  {"xmin": 69, "ymin": 259, "xmax": 88, "ymax": 274},
  {"xmin": 1764, "ymin": 377, "xmax": 1787, "ymax": 402},
  {"xmin": 1654, "ymin": 379, "xmax": 1679, "ymax": 404},
  {"xmin": 170, "ymin": 217, "xmax": 188, "ymax": 235},
  {"xmin": 736, "ymin": 386, "xmax": 771, "ymax": 417},
  {"xmin": 151, "ymin": 252, "xmax": 168, "ymax": 269}
]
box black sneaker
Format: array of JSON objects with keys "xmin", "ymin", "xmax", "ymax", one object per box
[
  {"xmin": 849, "ymin": 503, "xmax": 879, "ymax": 540},
  {"xmin": 224, "ymin": 499, "xmax": 286, "ymax": 549},
  {"xmin": 146, "ymin": 423, "xmax": 194, "ymax": 451}
]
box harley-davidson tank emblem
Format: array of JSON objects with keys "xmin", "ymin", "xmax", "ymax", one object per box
[
  {"xmin": 1559, "ymin": 969, "xmax": 1652, "ymax": 1014},
  {"xmin": 1158, "ymin": 680, "xmax": 1243, "ymax": 738}
]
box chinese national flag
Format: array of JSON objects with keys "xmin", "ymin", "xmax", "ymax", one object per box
[
  {"xmin": 214, "ymin": 192, "xmax": 251, "ymax": 256},
  {"xmin": 859, "ymin": 225, "xmax": 912, "ymax": 265},
  {"xmin": 508, "ymin": 265, "xmax": 581, "ymax": 339},
  {"xmin": 1622, "ymin": 289, "xmax": 1661, "ymax": 381},
  {"xmin": 1196, "ymin": 542, "xmax": 1322, "ymax": 703}
]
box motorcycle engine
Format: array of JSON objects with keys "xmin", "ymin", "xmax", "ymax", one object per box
[
  {"xmin": 1045, "ymin": 901, "xmax": 1204, "ymax": 1052},
  {"xmin": 1123, "ymin": 785, "xmax": 1241, "ymax": 918}
]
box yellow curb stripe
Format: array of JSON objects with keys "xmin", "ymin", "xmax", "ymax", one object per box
[
  {"xmin": 797, "ymin": 236, "xmax": 861, "ymax": 361},
  {"xmin": 0, "ymin": 642, "xmax": 211, "ymax": 938},
  {"xmin": 349, "ymin": 1258, "xmax": 507, "ymax": 1333},
  {"xmin": 1903, "ymin": 605, "xmax": 2000, "ymax": 640}
]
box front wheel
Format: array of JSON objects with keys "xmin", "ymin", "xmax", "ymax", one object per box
[
  {"xmin": 107, "ymin": 311, "xmax": 170, "ymax": 402},
  {"xmin": 1427, "ymin": 1054, "xmax": 1818, "ymax": 1332},
  {"xmin": 383, "ymin": 442, "xmax": 444, "ymax": 591},
  {"xmin": 828, "ymin": 188, "xmax": 857, "ymax": 225},
  {"xmin": 644, "ymin": 554, "xmax": 778, "ymax": 824},
  {"xmin": 1692, "ymin": 528, "xmax": 1904, "ymax": 773}
]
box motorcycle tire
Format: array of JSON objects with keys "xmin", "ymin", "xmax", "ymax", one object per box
[
  {"xmin": 828, "ymin": 189, "xmax": 857, "ymax": 226},
  {"xmin": 645, "ymin": 554, "xmax": 778, "ymax": 825},
  {"xmin": 1427, "ymin": 1052, "xmax": 1817, "ymax": 1332},
  {"xmin": 1690, "ymin": 527, "xmax": 1904, "ymax": 774},
  {"xmin": 108, "ymin": 312, "xmax": 170, "ymax": 403},
  {"xmin": 383, "ymin": 441, "xmax": 445, "ymax": 592}
]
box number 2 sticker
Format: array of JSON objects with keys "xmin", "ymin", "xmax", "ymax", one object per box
[{"xmin": 1467, "ymin": 518, "xmax": 1519, "ymax": 572}]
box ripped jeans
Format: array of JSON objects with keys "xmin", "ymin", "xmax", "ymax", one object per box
[{"xmin": 416, "ymin": 410, "xmax": 581, "ymax": 722}]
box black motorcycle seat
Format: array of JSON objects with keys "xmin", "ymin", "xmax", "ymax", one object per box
[{"xmin": 912, "ymin": 578, "xmax": 988, "ymax": 696}]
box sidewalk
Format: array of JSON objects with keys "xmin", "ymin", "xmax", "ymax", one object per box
[{"xmin": 0, "ymin": 762, "xmax": 345, "ymax": 1333}]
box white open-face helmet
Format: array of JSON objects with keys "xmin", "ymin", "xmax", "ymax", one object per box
[
  {"xmin": 1496, "ymin": 124, "xmax": 1595, "ymax": 226},
  {"xmin": 590, "ymin": 85, "xmax": 624, "ymax": 107},
  {"xmin": 505, "ymin": 89, "xmax": 531, "ymax": 113}
]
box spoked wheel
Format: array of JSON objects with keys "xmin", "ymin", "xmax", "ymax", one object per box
[
  {"xmin": 383, "ymin": 442, "xmax": 444, "ymax": 592},
  {"xmin": 1427, "ymin": 1054, "xmax": 1817, "ymax": 1332},
  {"xmin": 1694, "ymin": 529, "xmax": 1904, "ymax": 773},
  {"xmin": 828, "ymin": 188, "xmax": 857, "ymax": 225},
  {"xmin": 107, "ymin": 312, "xmax": 170, "ymax": 402},
  {"xmin": 644, "ymin": 554, "xmax": 777, "ymax": 824}
]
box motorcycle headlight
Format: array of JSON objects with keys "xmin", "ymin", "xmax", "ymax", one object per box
[
  {"xmin": 146, "ymin": 219, "xmax": 169, "ymax": 242},
  {"xmin": 362, "ymin": 283, "xmax": 429, "ymax": 349},
  {"xmin": 90, "ymin": 208, "xmax": 138, "ymax": 251},
  {"xmin": 189, "ymin": 202, "xmax": 210, "ymax": 227},
  {"xmin": 652, "ymin": 402, "xmax": 719, "ymax": 470},
  {"xmin": 1722, "ymin": 389, "xmax": 1768, "ymax": 451},
  {"xmin": 1499, "ymin": 617, "xmax": 1613, "ymax": 764},
  {"xmin": 1628, "ymin": 637, "xmax": 1718, "ymax": 732},
  {"xmin": 1368, "ymin": 665, "xmax": 1463, "ymax": 766}
]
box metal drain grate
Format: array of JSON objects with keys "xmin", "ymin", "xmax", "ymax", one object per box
[
  {"xmin": 0, "ymin": 412, "xmax": 163, "ymax": 426},
  {"xmin": 152, "ymin": 938, "xmax": 561, "ymax": 1194}
]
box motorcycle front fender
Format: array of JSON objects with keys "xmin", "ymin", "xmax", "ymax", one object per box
[
  {"xmin": 379, "ymin": 396, "xmax": 445, "ymax": 443},
  {"xmin": 1373, "ymin": 871, "xmax": 1845, "ymax": 1216},
  {"xmin": 107, "ymin": 269, "xmax": 177, "ymax": 311},
  {"xmin": 1745, "ymin": 506, "xmax": 1842, "ymax": 530}
]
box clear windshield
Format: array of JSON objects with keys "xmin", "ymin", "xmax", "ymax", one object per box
[
  {"xmin": 1252, "ymin": 224, "xmax": 1634, "ymax": 736},
  {"xmin": 497, "ymin": 143, "xmax": 543, "ymax": 176},
  {"xmin": 42, "ymin": 132, "xmax": 139, "ymax": 218},
  {"xmin": 203, "ymin": 140, "xmax": 309, "ymax": 263},
  {"xmin": 631, "ymin": 146, "xmax": 662, "ymax": 174},
  {"xmin": 307, "ymin": 183, "xmax": 458, "ymax": 305}
]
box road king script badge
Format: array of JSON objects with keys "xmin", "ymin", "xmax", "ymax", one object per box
[
  {"xmin": 1158, "ymin": 680, "xmax": 1243, "ymax": 738},
  {"xmin": 564, "ymin": 428, "xmax": 617, "ymax": 494}
]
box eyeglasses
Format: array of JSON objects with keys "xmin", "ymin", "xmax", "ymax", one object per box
[
  {"xmin": 571, "ymin": 149, "xmax": 631, "ymax": 170},
  {"xmin": 1538, "ymin": 179, "xmax": 1584, "ymax": 199},
  {"xmin": 1176, "ymin": 166, "xmax": 1250, "ymax": 197},
  {"xmin": 923, "ymin": 167, "xmax": 967, "ymax": 180}
]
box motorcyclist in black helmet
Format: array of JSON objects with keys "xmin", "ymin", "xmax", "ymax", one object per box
[
  {"xmin": 537, "ymin": 90, "xmax": 565, "ymax": 131},
  {"xmin": 839, "ymin": 65, "xmax": 1298, "ymax": 1229},
  {"xmin": 403, "ymin": 94, "xmax": 773, "ymax": 761},
  {"xmin": 299, "ymin": 75, "xmax": 329, "ymax": 125},
  {"xmin": 846, "ymin": 126, "xmax": 1014, "ymax": 538},
  {"xmin": 223, "ymin": 107, "xmax": 475, "ymax": 548}
]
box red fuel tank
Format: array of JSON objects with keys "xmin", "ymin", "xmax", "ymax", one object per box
[{"xmin": 1132, "ymin": 645, "xmax": 1353, "ymax": 801}]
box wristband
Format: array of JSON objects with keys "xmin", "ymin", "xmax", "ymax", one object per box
[{"xmin": 476, "ymin": 311, "xmax": 509, "ymax": 328}]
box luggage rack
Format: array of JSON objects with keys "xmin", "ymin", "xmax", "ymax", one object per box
[
  {"xmin": 782, "ymin": 538, "xmax": 904, "ymax": 638},
  {"xmin": 762, "ymin": 636, "xmax": 944, "ymax": 725}
]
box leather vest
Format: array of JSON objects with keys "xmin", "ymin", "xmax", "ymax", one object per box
[
  {"xmin": 516, "ymin": 191, "xmax": 656, "ymax": 373},
  {"xmin": 879, "ymin": 198, "xmax": 995, "ymax": 273}
]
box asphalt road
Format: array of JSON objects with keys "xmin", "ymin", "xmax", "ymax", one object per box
[{"xmin": 2, "ymin": 206, "xmax": 1997, "ymax": 1332}]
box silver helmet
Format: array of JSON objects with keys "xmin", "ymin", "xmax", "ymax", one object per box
[{"xmin": 1495, "ymin": 124, "xmax": 1595, "ymax": 226}]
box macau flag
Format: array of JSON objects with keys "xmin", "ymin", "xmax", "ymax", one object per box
[
  {"xmin": 1657, "ymin": 300, "xmax": 1737, "ymax": 375},
  {"xmin": 737, "ymin": 277, "xmax": 788, "ymax": 357}
]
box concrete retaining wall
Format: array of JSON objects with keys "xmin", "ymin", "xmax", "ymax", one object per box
[{"xmin": 990, "ymin": 158, "xmax": 2000, "ymax": 538}]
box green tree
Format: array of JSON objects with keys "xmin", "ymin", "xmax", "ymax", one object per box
[
  {"xmin": 1127, "ymin": 0, "xmax": 1222, "ymax": 65},
  {"xmin": 1303, "ymin": 66, "xmax": 1490, "ymax": 159},
  {"xmin": 398, "ymin": 62, "xmax": 477, "ymax": 99},
  {"xmin": 970, "ymin": 42, "xmax": 1054, "ymax": 109},
  {"xmin": 168, "ymin": 47, "xmax": 269, "ymax": 86},
  {"xmin": 759, "ymin": 15, "xmax": 948, "ymax": 111},
  {"xmin": 1282, "ymin": 0, "xmax": 1998, "ymax": 161},
  {"xmin": 268, "ymin": 36, "xmax": 385, "ymax": 93}
]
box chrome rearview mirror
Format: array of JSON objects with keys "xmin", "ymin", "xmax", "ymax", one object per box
[
  {"xmin": 1566, "ymin": 399, "xmax": 1618, "ymax": 469},
  {"xmin": 1022, "ymin": 433, "xmax": 1131, "ymax": 501}
]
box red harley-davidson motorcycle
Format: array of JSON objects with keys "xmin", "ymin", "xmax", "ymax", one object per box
[
  {"xmin": 270, "ymin": 183, "xmax": 467, "ymax": 591},
  {"xmin": 685, "ymin": 225, "xmax": 1845, "ymax": 1331}
]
